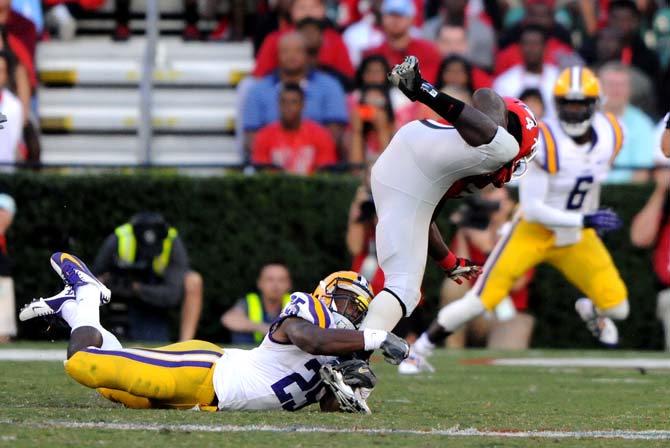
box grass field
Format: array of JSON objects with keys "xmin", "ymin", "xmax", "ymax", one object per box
[{"xmin": 1, "ymin": 342, "xmax": 670, "ymax": 447}]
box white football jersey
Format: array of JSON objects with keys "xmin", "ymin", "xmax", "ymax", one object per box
[
  {"xmin": 520, "ymin": 112, "xmax": 624, "ymax": 245},
  {"xmin": 212, "ymin": 292, "xmax": 337, "ymax": 411}
]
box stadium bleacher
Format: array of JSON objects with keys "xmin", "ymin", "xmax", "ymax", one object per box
[{"xmin": 37, "ymin": 1, "xmax": 251, "ymax": 166}]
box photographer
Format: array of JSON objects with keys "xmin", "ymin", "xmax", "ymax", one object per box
[
  {"xmin": 92, "ymin": 212, "xmax": 202, "ymax": 342},
  {"xmin": 438, "ymin": 187, "xmax": 535, "ymax": 350}
]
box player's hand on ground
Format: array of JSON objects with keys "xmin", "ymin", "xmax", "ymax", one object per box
[
  {"xmin": 445, "ymin": 258, "xmax": 482, "ymax": 285},
  {"xmin": 583, "ymin": 209, "xmax": 622, "ymax": 233},
  {"xmin": 387, "ymin": 55, "xmax": 422, "ymax": 101},
  {"xmin": 380, "ymin": 332, "xmax": 410, "ymax": 365}
]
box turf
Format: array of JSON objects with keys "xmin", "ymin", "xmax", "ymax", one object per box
[{"xmin": 1, "ymin": 343, "xmax": 669, "ymax": 447}]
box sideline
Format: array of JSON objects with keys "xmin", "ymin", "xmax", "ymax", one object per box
[{"xmin": 1, "ymin": 420, "xmax": 669, "ymax": 440}]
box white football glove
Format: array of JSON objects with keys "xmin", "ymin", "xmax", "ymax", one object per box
[{"xmin": 387, "ymin": 55, "xmax": 422, "ymax": 101}]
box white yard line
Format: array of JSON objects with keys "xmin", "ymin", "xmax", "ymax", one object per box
[
  {"xmin": 484, "ymin": 358, "xmax": 670, "ymax": 369},
  {"xmin": 1, "ymin": 420, "xmax": 669, "ymax": 440}
]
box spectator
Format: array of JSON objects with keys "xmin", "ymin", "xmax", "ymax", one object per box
[
  {"xmin": 296, "ymin": 17, "xmax": 350, "ymax": 90},
  {"xmin": 11, "ymin": 0, "xmax": 43, "ymax": 36},
  {"xmin": 495, "ymin": 0, "xmax": 576, "ymax": 76},
  {"xmin": 0, "ymin": 51, "xmax": 23, "ymax": 170},
  {"xmin": 92, "ymin": 212, "xmax": 203, "ymax": 342},
  {"xmin": 605, "ymin": 0, "xmax": 660, "ymax": 87},
  {"xmin": 519, "ymin": 87, "xmax": 546, "ymax": 119},
  {"xmin": 349, "ymin": 84, "xmax": 394, "ymax": 165},
  {"xmin": 364, "ymin": 0, "xmax": 441, "ymax": 86},
  {"xmin": 251, "ymin": 83, "xmax": 338, "ymax": 175},
  {"xmin": 434, "ymin": 54, "xmax": 475, "ymax": 94},
  {"xmin": 422, "ymin": 0, "xmax": 496, "ymax": 70},
  {"xmin": 582, "ymin": 26, "xmax": 655, "ymax": 116},
  {"xmin": 0, "ymin": 26, "xmax": 28, "ymax": 124},
  {"xmin": 630, "ymin": 129, "xmax": 670, "ymax": 350},
  {"xmin": 242, "ymin": 32, "xmax": 348, "ymax": 160},
  {"xmin": 493, "ymin": 25, "xmax": 560, "ymax": 117},
  {"xmin": 113, "ymin": 0, "xmax": 202, "ymax": 41},
  {"xmin": 0, "ymin": 188, "xmax": 15, "ymax": 343},
  {"xmin": 599, "ymin": 62, "xmax": 655, "ymax": 183},
  {"xmin": 434, "ymin": 25, "xmax": 494, "ymax": 90},
  {"xmin": 253, "ymin": 0, "xmax": 354, "ymax": 81},
  {"xmin": 342, "ymin": 0, "xmax": 385, "ymax": 67},
  {"xmin": 253, "ymin": 0, "xmax": 292, "ymax": 55},
  {"xmin": 438, "ymin": 187, "xmax": 535, "ymax": 350},
  {"xmin": 220, "ymin": 262, "xmax": 292, "ymax": 344},
  {"xmin": 0, "ymin": 0, "xmax": 36, "ymax": 60}
]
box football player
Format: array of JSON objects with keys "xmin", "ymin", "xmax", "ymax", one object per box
[
  {"xmin": 358, "ymin": 55, "xmax": 539, "ymax": 336},
  {"xmin": 20, "ymin": 253, "xmax": 409, "ymax": 412},
  {"xmin": 401, "ymin": 66, "xmax": 629, "ymax": 373}
]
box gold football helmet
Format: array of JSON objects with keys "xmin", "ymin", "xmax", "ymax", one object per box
[
  {"xmin": 313, "ymin": 271, "xmax": 374, "ymax": 330},
  {"xmin": 553, "ymin": 66, "xmax": 600, "ymax": 137}
]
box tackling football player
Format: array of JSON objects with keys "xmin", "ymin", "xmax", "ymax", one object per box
[
  {"xmin": 20, "ymin": 253, "xmax": 409, "ymax": 413},
  {"xmin": 401, "ymin": 66, "xmax": 629, "ymax": 373},
  {"xmin": 358, "ymin": 56, "xmax": 539, "ymax": 336}
]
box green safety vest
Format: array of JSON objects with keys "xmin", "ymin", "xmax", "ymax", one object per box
[
  {"xmin": 246, "ymin": 292, "xmax": 292, "ymax": 343},
  {"xmin": 115, "ymin": 223, "xmax": 178, "ymax": 277}
]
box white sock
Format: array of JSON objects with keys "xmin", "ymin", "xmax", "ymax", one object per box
[
  {"xmin": 71, "ymin": 284, "xmax": 122, "ymax": 350},
  {"xmin": 359, "ymin": 290, "xmax": 404, "ymax": 332},
  {"xmin": 60, "ymin": 300, "xmax": 78, "ymax": 328},
  {"xmin": 599, "ymin": 300, "xmax": 629, "ymax": 321},
  {"xmin": 413, "ymin": 332, "xmax": 434, "ymax": 356},
  {"xmin": 437, "ymin": 290, "xmax": 486, "ymax": 332}
]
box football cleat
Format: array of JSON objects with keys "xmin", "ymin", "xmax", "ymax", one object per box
[
  {"xmin": 19, "ymin": 286, "xmax": 75, "ymax": 321},
  {"xmin": 575, "ymin": 297, "xmax": 619, "ymax": 347},
  {"xmin": 50, "ymin": 252, "xmax": 111, "ymax": 304},
  {"xmin": 397, "ymin": 351, "xmax": 436, "ymax": 375}
]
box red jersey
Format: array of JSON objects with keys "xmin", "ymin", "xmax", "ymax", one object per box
[
  {"xmin": 253, "ymin": 28, "xmax": 355, "ymax": 79},
  {"xmin": 493, "ymin": 38, "xmax": 574, "ymax": 75},
  {"xmin": 364, "ymin": 38, "xmax": 441, "ymax": 87},
  {"xmin": 654, "ymin": 201, "xmax": 670, "ymax": 287},
  {"xmin": 251, "ymin": 120, "xmax": 338, "ymax": 175}
]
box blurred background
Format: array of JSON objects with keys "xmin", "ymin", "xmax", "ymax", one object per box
[{"xmin": 0, "ymin": 0, "xmax": 668, "ymax": 349}]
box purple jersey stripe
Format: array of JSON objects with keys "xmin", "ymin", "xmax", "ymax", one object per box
[
  {"xmin": 81, "ymin": 348, "xmax": 214, "ymax": 369},
  {"xmin": 475, "ymin": 217, "xmax": 521, "ymax": 296},
  {"xmin": 136, "ymin": 348, "xmax": 223, "ymax": 357}
]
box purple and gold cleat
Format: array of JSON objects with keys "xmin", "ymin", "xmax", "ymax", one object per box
[
  {"xmin": 19, "ymin": 286, "xmax": 75, "ymax": 321},
  {"xmin": 50, "ymin": 252, "xmax": 111, "ymax": 304}
]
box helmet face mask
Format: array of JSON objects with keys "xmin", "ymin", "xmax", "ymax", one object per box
[
  {"xmin": 556, "ymin": 98, "xmax": 598, "ymax": 137},
  {"xmin": 313, "ymin": 271, "xmax": 374, "ymax": 330}
]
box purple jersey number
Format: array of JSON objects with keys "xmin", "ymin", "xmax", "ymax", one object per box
[{"xmin": 271, "ymin": 358, "xmax": 325, "ymax": 411}]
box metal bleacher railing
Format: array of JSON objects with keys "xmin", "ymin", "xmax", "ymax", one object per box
[{"xmin": 36, "ymin": 0, "xmax": 251, "ymax": 169}]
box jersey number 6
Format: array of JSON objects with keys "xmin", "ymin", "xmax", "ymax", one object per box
[{"xmin": 566, "ymin": 175, "xmax": 594, "ymax": 210}]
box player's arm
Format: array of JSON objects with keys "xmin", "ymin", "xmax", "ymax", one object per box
[
  {"xmin": 428, "ymin": 221, "xmax": 481, "ymax": 284},
  {"xmin": 388, "ymin": 56, "xmax": 502, "ymax": 147},
  {"xmin": 662, "ymin": 114, "xmax": 670, "ymax": 158},
  {"xmin": 520, "ymin": 162, "xmax": 621, "ymax": 231},
  {"xmin": 273, "ymin": 317, "xmax": 408, "ymax": 364}
]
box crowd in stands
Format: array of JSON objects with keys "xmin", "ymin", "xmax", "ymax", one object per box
[{"xmin": 234, "ymin": 0, "xmax": 669, "ymax": 182}]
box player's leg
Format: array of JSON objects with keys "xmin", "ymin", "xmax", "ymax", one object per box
[
  {"xmin": 402, "ymin": 220, "xmax": 549, "ymax": 373},
  {"xmin": 19, "ymin": 252, "xmax": 121, "ymax": 358},
  {"xmin": 547, "ymin": 229, "xmax": 628, "ymax": 346},
  {"xmin": 65, "ymin": 340, "xmax": 224, "ymax": 409},
  {"xmin": 179, "ymin": 270, "xmax": 203, "ymax": 341},
  {"xmin": 359, "ymin": 180, "xmax": 433, "ymax": 332}
]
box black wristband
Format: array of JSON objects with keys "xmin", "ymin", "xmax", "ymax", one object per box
[{"xmin": 416, "ymin": 81, "xmax": 465, "ymax": 123}]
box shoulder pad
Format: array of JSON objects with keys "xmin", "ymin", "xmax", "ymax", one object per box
[{"xmin": 279, "ymin": 292, "xmax": 334, "ymax": 329}]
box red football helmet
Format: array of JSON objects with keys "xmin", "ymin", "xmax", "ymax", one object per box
[{"xmin": 489, "ymin": 97, "xmax": 540, "ymax": 187}]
